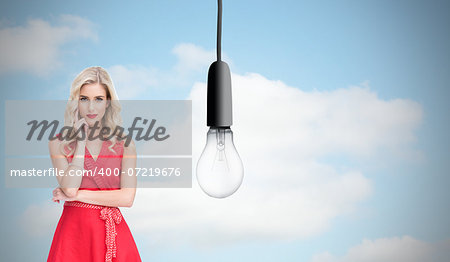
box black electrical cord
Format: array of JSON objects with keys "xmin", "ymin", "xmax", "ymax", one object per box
[
  {"xmin": 207, "ymin": 0, "xmax": 232, "ymax": 128},
  {"xmin": 217, "ymin": 0, "xmax": 222, "ymax": 62}
]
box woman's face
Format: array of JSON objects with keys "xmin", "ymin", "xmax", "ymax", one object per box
[{"xmin": 78, "ymin": 83, "xmax": 109, "ymax": 127}]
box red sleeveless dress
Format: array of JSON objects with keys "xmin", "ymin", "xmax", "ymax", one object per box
[{"xmin": 47, "ymin": 138, "xmax": 142, "ymax": 262}]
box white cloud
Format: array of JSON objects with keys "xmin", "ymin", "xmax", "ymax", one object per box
[
  {"xmin": 121, "ymin": 62, "xmax": 422, "ymax": 249},
  {"xmin": 108, "ymin": 43, "xmax": 232, "ymax": 99},
  {"xmin": 171, "ymin": 43, "xmax": 231, "ymax": 74},
  {"xmin": 172, "ymin": 43, "xmax": 216, "ymax": 74},
  {"xmin": 108, "ymin": 65, "xmax": 160, "ymax": 100},
  {"xmin": 227, "ymin": 76, "xmax": 423, "ymax": 159},
  {"xmin": 310, "ymin": 236, "xmax": 450, "ymax": 262},
  {"xmin": 0, "ymin": 14, "xmax": 97, "ymax": 76},
  {"xmin": 24, "ymin": 43, "xmax": 424, "ymax": 250}
]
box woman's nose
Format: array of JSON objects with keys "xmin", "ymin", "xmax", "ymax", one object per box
[{"xmin": 89, "ymin": 100, "xmax": 95, "ymax": 111}]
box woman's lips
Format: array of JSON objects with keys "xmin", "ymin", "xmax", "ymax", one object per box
[{"xmin": 86, "ymin": 114, "xmax": 98, "ymax": 119}]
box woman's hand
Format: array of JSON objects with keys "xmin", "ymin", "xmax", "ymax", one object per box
[
  {"xmin": 52, "ymin": 187, "xmax": 77, "ymax": 203},
  {"xmin": 74, "ymin": 109, "xmax": 89, "ymax": 143}
]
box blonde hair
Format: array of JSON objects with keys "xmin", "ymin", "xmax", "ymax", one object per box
[{"xmin": 60, "ymin": 66, "xmax": 126, "ymax": 156}]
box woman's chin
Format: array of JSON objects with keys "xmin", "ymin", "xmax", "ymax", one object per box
[{"xmin": 86, "ymin": 119, "xmax": 101, "ymax": 127}]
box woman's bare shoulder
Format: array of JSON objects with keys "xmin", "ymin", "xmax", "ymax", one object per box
[{"xmin": 123, "ymin": 138, "xmax": 136, "ymax": 155}]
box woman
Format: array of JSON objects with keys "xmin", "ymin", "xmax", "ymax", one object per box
[{"xmin": 47, "ymin": 66, "xmax": 142, "ymax": 262}]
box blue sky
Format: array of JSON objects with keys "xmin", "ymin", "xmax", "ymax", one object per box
[{"xmin": 1, "ymin": 0, "xmax": 449, "ymax": 261}]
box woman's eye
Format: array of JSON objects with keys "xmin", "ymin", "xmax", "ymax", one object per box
[
  {"xmin": 96, "ymin": 98, "xmax": 103, "ymax": 101},
  {"xmin": 80, "ymin": 97, "xmax": 88, "ymax": 101}
]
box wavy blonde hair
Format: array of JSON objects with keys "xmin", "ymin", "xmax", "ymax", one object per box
[{"xmin": 60, "ymin": 66, "xmax": 126, "ymax": 156}]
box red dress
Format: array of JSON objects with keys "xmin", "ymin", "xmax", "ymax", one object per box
[{"xmin": 47, "ymin": 139, "xmax": 142, "ymax": 262}]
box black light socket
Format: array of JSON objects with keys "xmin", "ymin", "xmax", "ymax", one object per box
[{"xmin": 207, "ymin": 60, "xmax": 233, "ymax": 128}]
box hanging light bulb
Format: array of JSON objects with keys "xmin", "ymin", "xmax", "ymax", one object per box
[
  {"xmin": 197, "ymin": 127, "xmax": 243, "ymax": 198},
  {"xmin": 196, "ymin": 0, "xmax": 244, "ymax": 198}
]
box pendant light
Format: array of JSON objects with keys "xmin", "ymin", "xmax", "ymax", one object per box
[{"xmin": 196, "ymin": 0, "xmax": 244, "ymax": 198}]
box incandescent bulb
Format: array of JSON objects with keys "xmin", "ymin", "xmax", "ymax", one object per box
[{"xmin": 196, "ymin": 127, "xmax": 244, "ymax": 198}]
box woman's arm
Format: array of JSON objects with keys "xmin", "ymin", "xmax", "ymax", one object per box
[
  {"xmin": 49, "ymin": 110, "xmax": 89, "ymax": 197},
  {"xmin": 70, "ymin": 139, "xmax": 137, "ymax": 208},
  {"xmin": 49, "ymin": 138, "xmax": 86, "ymax": 198},
  {"xmin": 75, "ymin": 188, "xmax": 135, "ymax": 207}
]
